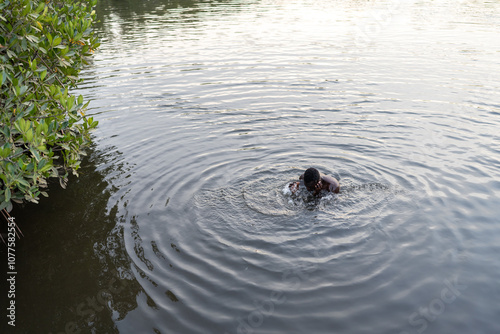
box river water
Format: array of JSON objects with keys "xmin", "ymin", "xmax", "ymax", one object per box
[{"xmin": 2, "ymin": 0, "xmax": 500, "ymax": 333}]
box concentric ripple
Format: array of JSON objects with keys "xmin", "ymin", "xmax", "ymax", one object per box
[{"xmin": 72, "ymin": 0, "xmax": 500, "ymax": 333}]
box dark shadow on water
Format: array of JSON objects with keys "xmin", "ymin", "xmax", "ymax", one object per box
[{"xmin": 0, "ymin": 144, "xmax": 138, "ymax": 334}]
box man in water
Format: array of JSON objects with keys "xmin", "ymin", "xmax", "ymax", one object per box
[{"xmin": 289, "ymin": 167, "xmax": 340, "ymax": 195}]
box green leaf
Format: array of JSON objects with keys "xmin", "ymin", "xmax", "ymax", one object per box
[
  {"xmin": 30, "ymin": 147, "xmax": 41, "ymax": 161},
  {"xmin": 26, "ymin": 129, "xmax": 33, "ymax": 142},
  {"xmin": 35, "ymin": 2, "xmax": 45, "ymax": 14},
  {"xmin": 6, "ymin": 50, "xmax": 16, "ymax": 58},
  {"xmin": 16, "ymin": 178, "xmax": 30, "ymax": 187},
  {"xmin": 26, "ymin": 35, "xmax": 39, "ymax": 44},
  {"xmin": 36, "ymin": 122, "xmax": 43, "ymax": 136},
  {"xmin": 0, "ymin": 148, "xmax": 10, "ymax": 158},
  {"xmin": 14, "ymin": 119, "xmax": 25, "ymax": 133},
  {"xmin": 19, "ymin": 85, "xmax": 28, "ymax": 96},
  {"xmin": 1, "ymin": 71, "xmax": 7, "ymax": 85},
  {"xmin": 21, "ymin": 118, "xmax": 30, "ymax": 132},
  {"xmin": 37, "ymin": 159, "xmax": 47, "ymax": 170},
  {"xmin": 52, "ymin": 36, "xmax": 62, "ymax": 47},
  {"xmin": 67, "ymin": 95, "xmax": 75, "ymax": 110},
  {"xmin": 5, "ymin": 187, "xmax": 11, "ymax": 202},
  {"xmin": 0, "ymin": 200, "xmax": 11, "ymax": 212}
]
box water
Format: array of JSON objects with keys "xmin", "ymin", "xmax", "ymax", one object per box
[{"xmin": 2, "ymin": 0, "xmax": 500, "ymax": 333}]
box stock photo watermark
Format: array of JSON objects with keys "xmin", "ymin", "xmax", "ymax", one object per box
[
  {"xmin": 5, "ymin": 216, "xmax": 17, "ymax": 327},
  {"xmin": 225, "ymin": 264, "xmax": 317, "ymax": 334},
  {"xmin": 399, "ymin": 275, "xmax": 467, "ymax": 334},
  {"xmin": 353, "ymin": 0, "xmax": 402, "ymax": 47},
  {"xmin": 352, "ymin": 0, "xmax": 483, "ymax": 48}
]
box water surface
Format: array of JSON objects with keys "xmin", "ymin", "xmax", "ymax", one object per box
[{"xmin": 2, "ymin": 0, "xmax": 500, "ymax": 333}]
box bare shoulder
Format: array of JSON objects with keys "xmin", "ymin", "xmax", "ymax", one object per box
[{"xmin": 321, "ymin": 174, "xmax": 340, "ymax": 193}]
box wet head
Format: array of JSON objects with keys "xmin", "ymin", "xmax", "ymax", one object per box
[{"xmin": 304, "ymin": 167, "xmax": 321, "ymax": 192}]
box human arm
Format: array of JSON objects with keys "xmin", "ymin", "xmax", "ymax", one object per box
[{"xmin": 321, "ymin": 175, "xmax": 340, "ymax": 193}]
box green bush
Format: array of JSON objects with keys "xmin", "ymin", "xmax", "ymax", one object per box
[{"xmin": 0, "ymin": 0, "xmax": 100, "ymax": 211}]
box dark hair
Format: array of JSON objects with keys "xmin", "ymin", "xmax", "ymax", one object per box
[{"xmin": 304, "ymin": 167, "xmax": 320, "ymax": 187}]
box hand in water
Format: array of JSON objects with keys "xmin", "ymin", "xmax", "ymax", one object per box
[
  {"xmin": 289, "ymin": 182, "xmax": 299, "ymax": 194},
  {"xmin": 314, "ymin": 180, "xmax": 322, "ymax": 195}
]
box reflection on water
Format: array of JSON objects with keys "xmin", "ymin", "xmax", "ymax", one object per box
[
  {"xmin": 2, "ymin": 0, "xmax": 500, "ymax": 333},
  {"xmin": 0, "ymin": 149, "xmax": 141, "ymax": 333}
]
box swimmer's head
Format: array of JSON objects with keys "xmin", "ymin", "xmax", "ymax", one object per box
[{"xmin": 304, "ymin": 167, "xmax": 320, "ymax": 191}]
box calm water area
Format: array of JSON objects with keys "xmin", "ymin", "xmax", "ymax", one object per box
[{"xmin": 1, "ymin": 0, "xmax": 500, "ymax": 333}]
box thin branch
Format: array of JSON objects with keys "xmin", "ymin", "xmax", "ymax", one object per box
[
  {"xmin": 1, "ymin": 208, "xmax": 24, "ymax": 239},
  {"xmin": 0, "ymin": 148, "xmax": 30, "ymax": 163},
  {"xmin": 36, "ymin": 54, "xmax": 66, "ymax": 88}
]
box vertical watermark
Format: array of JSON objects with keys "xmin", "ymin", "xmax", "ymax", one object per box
[{"xmin": 6, "ymin": 216, "xmax": 17, "ymax": 327}]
